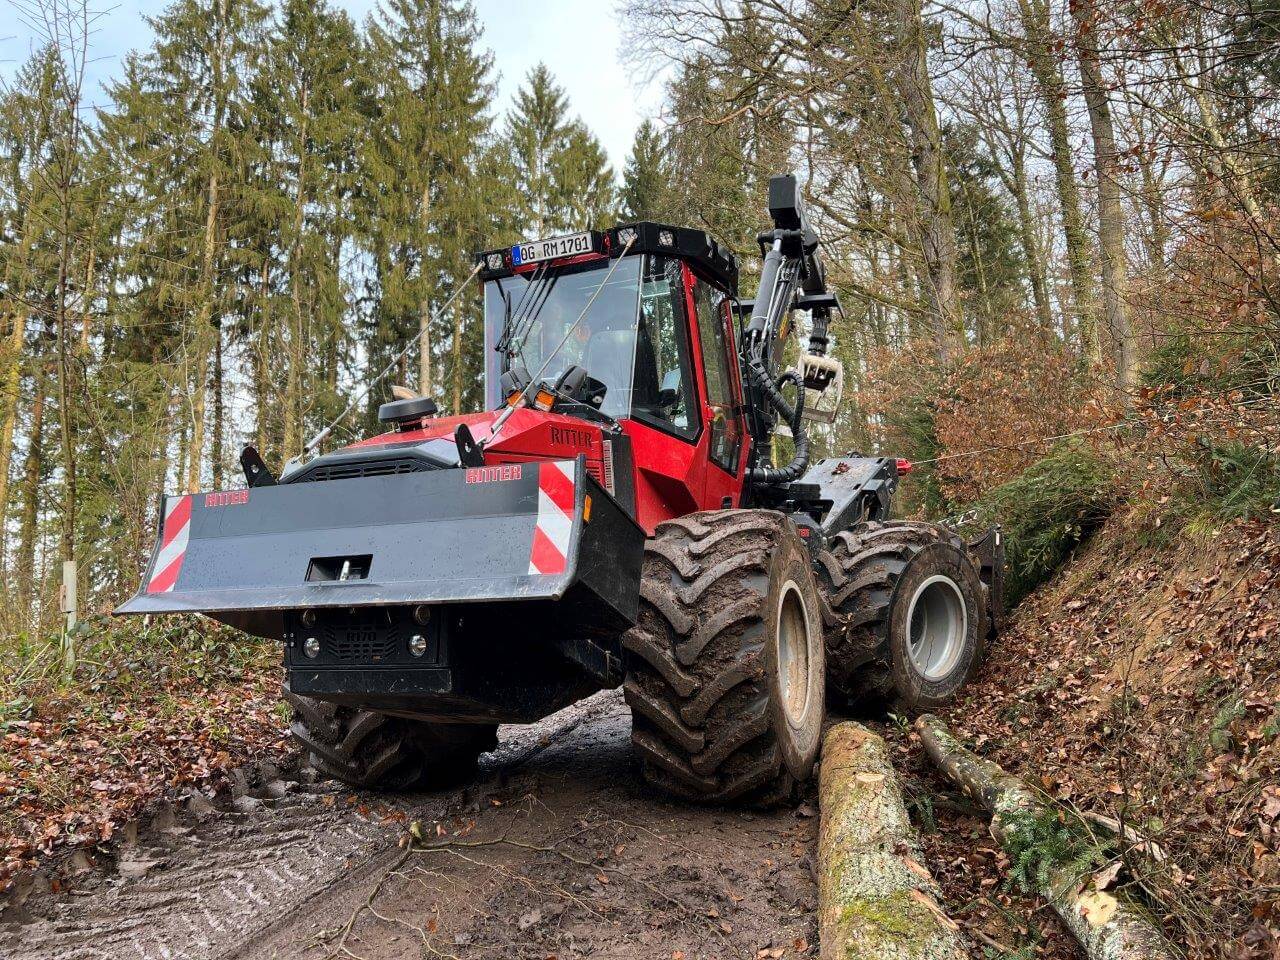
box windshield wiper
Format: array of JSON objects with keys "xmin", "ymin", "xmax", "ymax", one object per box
[{"xmin": 495, "ymin": 262, "xmax": 550, "ymax": 357}]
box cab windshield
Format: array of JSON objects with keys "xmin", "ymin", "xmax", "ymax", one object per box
[{"xmin": 483, "ymin": 255, "xmax": 698, "ymax": 438}]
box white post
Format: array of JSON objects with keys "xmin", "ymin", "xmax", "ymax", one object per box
[{"xmin": 60, "ymin": 559, "xmax": 77, "ymax": 678}]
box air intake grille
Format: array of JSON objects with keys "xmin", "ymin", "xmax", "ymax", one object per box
[
  {"xmin": 301, "ymin": 458, "xmax": 421, "ymax": 483},
  {"xmin": 323, "ymin": 617, "xmax": 401, "ymax": 662}
]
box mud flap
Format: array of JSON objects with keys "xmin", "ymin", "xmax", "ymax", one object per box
[{"xmin": 116, "ymin": 457, "xmax": 644, "ymax": 641}]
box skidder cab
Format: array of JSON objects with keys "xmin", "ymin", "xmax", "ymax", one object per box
[{"xmin": 119, "ymin": 174, "xmax": 1003, "ymax": 802}]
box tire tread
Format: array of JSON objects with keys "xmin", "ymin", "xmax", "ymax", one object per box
[{"xmin": 625, "ymin": 510, "xmax": 807, "ymax": 805}]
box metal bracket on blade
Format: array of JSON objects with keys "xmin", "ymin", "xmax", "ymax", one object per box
[
  {"xmin": 240, "ymin": 446, "xmax": 277, "ymax": 487},
  {"xmin": 455, "ymin": 424, "xmax": 485, "ymax": 467}
]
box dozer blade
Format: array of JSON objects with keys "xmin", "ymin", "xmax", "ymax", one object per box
[{"xmin": 116, "ymin": 457, "xmax": 643, "ymax": 641}]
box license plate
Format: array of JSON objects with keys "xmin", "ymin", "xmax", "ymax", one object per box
[{"xmin": 511, "ymin": 231, "xmax": 594, "ymax": 266}]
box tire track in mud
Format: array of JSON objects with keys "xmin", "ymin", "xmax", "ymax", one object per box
[
  {"xmin": 234, "ymin": 696, "xmax": 820, "ymax": 960},
  {"xmin": 0, "ymin": 693, "xmax": 619, "ymax": 960}
]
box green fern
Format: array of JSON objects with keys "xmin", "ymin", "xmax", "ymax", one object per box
[{"xmin": 981, "ymin": 944, "xmax": 1037, "ymax": 960}]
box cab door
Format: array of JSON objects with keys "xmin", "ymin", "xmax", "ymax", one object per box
[{"xmin": 689, "ymin": 271, "xmax": 749, "ymax": 507}]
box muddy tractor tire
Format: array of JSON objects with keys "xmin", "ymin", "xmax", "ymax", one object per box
[
  {"xmin": 623, "ymin": 510, "xmax": 825, "ymax": 806},
  {"xmin": 283, "ymin": 684, "xmax": 497, "ymax": 791},
  {"xmin": 818, "ymin": 520, "xmax": 986, "ymax": 709}
]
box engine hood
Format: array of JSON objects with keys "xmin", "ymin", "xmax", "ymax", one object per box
[
  {"xmin": 349, "ymin": 406, "xmax": 607, "ymax": 461},
  {"xmin": 279, "ymin": 406, "xmax": 619, "ymax": 493}
]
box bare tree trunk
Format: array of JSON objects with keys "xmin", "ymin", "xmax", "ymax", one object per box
[
  {"xmin": 212, "ymin": 320, "xmax": 224, "ymax": 487},
  {"xmin": 255, "ymin": 264, "xmax": 273, "ymax": 456},
  {"xmin": 1016, "ymin": 0, "xmax": 1100, "ymax": 362},
  {"xmin": 819, "ymin": 723, "xmax": 967, "ymax": 960},
  {"xmin": 56, "ymin": 208, "xmax": 78, "ymax": 567},
  {"xmin": 1010, "ymin": 150, "xmax": 1055, "ymax": 332},
  {"xmin": 284, "ymin": 93, "xmax": 309, "ymax": 458},
  {"xmin": 188, "ymin": 179, "xmax": 219, "ymax": 493},
  {"xmin": 0, "ymin": 200, "xmax": 37, "ymax": 562},
  {"xmin": 451, "ymin": 309, "xmax": 465, "ymax": 414},
  {"xmin": 1129, "ymin": 111, "xmax": 1170, "ymax": 274},
  {"xmin": 0, "ymin": 312, "xmax": 27, "ymax": 552},
  {"xmin": 174, "ymin": 398, "xmax": 189, "ymax": 500},
  {"xmin": 419, "ymin": 184, "xmax": 433, "ymax": 397},
  {"xmin": 894, "ymin": 0, "xmax": 964, "ymax": 362},
  {"xmin": 17, "ymin": 358, "xmax": 47, "ymax": 613},
  {"xmin": 188, "ymin": 0, "xmax": 228, "ymax": 493},
  {"xmin": 1071, "ymin": 0, "xmax": 1133, "ymax": 390},
  {"xmin": 916, "ymin": 716, "xmax": 1177, "ymax": 960},
  {"xmin": 1172, "ymin": 17, "xmax": 1263, "ymax": 224},
  {"xmin": 961, "ymin": 189, "xmax": 991, "ymax": 344},
  {"xmin": 79, "ymin": 205, "xmax": 97, "ymax": 353}
]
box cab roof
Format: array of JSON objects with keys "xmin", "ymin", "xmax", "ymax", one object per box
[{"xmin": 476, "ymin": 222, "xmax": 739, "ymax": 296}]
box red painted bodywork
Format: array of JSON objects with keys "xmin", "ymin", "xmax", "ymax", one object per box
[{"xmin": 343, "ymin": 263, "xmax": 751, "ymax": 535}]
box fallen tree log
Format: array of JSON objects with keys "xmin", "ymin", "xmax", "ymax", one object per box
[
  {"xmin": 818, "ymin": 722, "xmax": 967, "ymax": 960},
  {"xmin": 915, "ymin": 714, "xmax": 1179, "ymax": 960}
]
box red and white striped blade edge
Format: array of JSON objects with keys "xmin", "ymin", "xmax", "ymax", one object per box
[
  {"xmin": 147, "ymin": 494, "xmax": 193, "ymax": 593},
  {"xmin": 528, "ymin": 461, "xmax": 575, "ymax": 576}
]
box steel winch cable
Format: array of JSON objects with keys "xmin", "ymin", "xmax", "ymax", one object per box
[
  {"xmin": 908, "ymin": 393, "xmax": 1277, "ymax": 467},
  {"xmin": 288, "ymin": 262, "xmax": 482, "ymax": 468}
]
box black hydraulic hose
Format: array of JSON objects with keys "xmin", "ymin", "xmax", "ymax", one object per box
[{"xmin": 745, "ymin": 359, "xmax": 811, "ymax": 486}]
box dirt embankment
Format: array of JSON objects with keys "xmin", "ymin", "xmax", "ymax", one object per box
[
  {"xmin": 1, "ymin": 624, "xmax": 289, "ymax": 889},
  {"xmin": 908, "ymin": 518, "xmax": 1280, "ymax": 959}
]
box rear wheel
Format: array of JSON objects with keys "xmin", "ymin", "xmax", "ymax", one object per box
[
  {"xmin": 623, "ymin": 510, "xmax": 825, "ymax": 806},
  {"xmin": 818, "ymin": 521, "xmax": 985, "ymax": 709},
  {"xmin": 283, "ymin": 684, "xmax": 497, "ymax": 791}
]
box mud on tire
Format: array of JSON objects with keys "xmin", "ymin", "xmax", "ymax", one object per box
[
  {"xmin": 623, "ymin": 510, "xmax": 825, "ymax": 806},
  {"xmin": 283, "ymin": 684, "xmax": 497, "ymax": 791},
  {"xmin": 818, "ymin": 520, "xmax": 987, "ymax": 708}
]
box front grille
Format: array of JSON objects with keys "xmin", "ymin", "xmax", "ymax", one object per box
[
  {"xmin": 303, "ymin": 458, "xmax": 421, "ymax": 483},
  {"xmin": 323, "ymin": 617, "xmax": 402, "ymax": 662}
]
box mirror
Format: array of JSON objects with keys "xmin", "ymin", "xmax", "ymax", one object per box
[{"xmin": 657, "ymin": 369, "xmax": 682, "ymax": 410}]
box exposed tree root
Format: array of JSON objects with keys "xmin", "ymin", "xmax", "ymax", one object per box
[
  {"xmin": 818, "ymin": 722, "xmax": 967, "ymax": 960},
  {"xmin": 915, "ymin": 714, "xmax": 1180, "ymax": 960}
]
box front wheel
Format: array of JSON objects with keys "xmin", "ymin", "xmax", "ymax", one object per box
[
  {"xmin": 623, "ymin": 510, "xmax": 825, "ymax": 806},
  {"xmin": 283, "ymin": 684, "xmax": 497, "ymax": 791}
]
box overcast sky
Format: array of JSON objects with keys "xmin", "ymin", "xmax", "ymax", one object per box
[{"xmin": 0, "ymin": 0, "xmax": 659, "ymax": 170}]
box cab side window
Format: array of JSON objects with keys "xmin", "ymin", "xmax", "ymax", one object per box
[
  {"xmin": 693, "ymin": 279, "xmax": 742, "ymax": 473},
  {"xmin": 631, "ymin": 256, "xmax": 699, "ymax": 440}
]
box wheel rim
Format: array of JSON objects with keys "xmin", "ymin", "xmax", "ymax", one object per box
[
  {"xmin": 906, "ymin": 575, "xmax": 967, "ymax": 681},
  {"xmin": 776, "ymin": 581, "xmax": 812, "ymax": 726}
]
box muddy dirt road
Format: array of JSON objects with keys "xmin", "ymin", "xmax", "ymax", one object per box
[{"xmin": 0, "ymin": 691, "xmax": 819, "ymax": 960}]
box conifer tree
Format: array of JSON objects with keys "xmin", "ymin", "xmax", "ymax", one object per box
[
  {"xmin": 620, "ymin": 119, "xmax": 668, "ymax": 220},
  {"xmin": 945, "ymin": 124, "xmax": 1024, "ymax": 342},
  {"xmin": 0, "ymin": 53, "xmax": 60, "ymax": 565},
  {"xmin": 660, "ymin": 56, "xmax": 762, "ymax": 265},
  {"xmin": 246, "ymin": 0, "xmax": 369, "ymax": 460},
  {"xmin": 504, "ymin": 64, "xmax": 615, "ymax": 235},
  {"xmin": 106, "ymin": 0, "xmax": 268, "ymax": 490},
  {"xmin": 363, "ymin": 0, "xmax": 494, "ymax": 413},
  {"xmin": 553, "ymin": 125, "xmax": 616, "ymax": 230}
]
